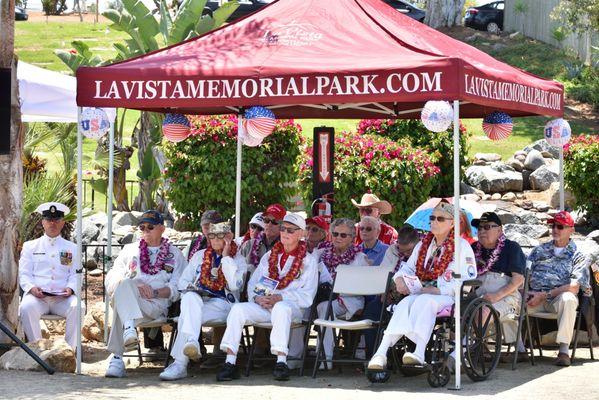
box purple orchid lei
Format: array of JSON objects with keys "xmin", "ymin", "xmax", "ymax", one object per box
[
  {"xmin": 139, "ymin": 237, "xmax": 171, "ymax": 275},
  {"xmin": 320, "ymin": 241, "xmax": 361, "ymax": 278},
  {"xmin": 187, "ymin": 234, "xmax": 205, "ymax": 261},
  {"xmin": 249, "ymin": 231, "xmax": 264, "ymax": 267},
  {"xmin": 473, "ymin": 234, "xmax": 506, "ymax": 275}
]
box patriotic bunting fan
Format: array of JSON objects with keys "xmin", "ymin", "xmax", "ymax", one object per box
[
  {"xmin": 421, "ymin": 101, "xmax": 453, "ymax": 132},
  {"xmin": 482, "ymin": 111, "xmax": 513, "ymax": 141},
  {"xmin": 242, "ymin": 106, "xmax": 276, "ymax": 147},
  {"xmin": 162, "ymin": 113, "xmax": 191, "ymax": 143}
]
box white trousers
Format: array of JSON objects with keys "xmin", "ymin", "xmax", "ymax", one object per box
[
  {"xmin": 528, "ymin": 292, "xmax": 579, "ymax": 345},
  {"xmin": 171, "ymin": 292, "xmax": 232, "ymax": 364},
  {"xmin": 316, "ymin": 300, "xmax": 348, "ymax": 360},
  {"xmin": 107, "ymin": 279, "xmax": 167, "ymax": 355},
  {"xmin": 220, "ymin": 301, "xmax": 302, "ymax": 356},
  {"xmin": 19, "ymin": 293, "xmax": 80, "ymax": 349},
  {"xmin": 379, "ymin": 293, "xmax": 454, "ymax": 352}
]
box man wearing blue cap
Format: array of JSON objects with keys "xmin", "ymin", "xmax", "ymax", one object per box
[
  {"xmin": 105, "ymin": 210, "xmax": 187, "ymax": 378},
  {"xmin": 19, "ymin": 202, "xmax": 79, "ymax": 349}
]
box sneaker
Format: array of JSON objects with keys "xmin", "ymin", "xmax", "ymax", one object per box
[
  {"xmin": 367, "ymin": 354, "xmax": 387, "ymax": 370},
  {"xmin": 183, "ymin": 339, "xmax": 201, "ymax": 361},
  {"xmin": 500, "ymin": 351, "xmax": 529, "ymax": 364},
  {"xmin": 123, "ymin": 327, "xmax": 138, "ymax": 351},
  {"xmin": 216, "ymin": 362, "xmax": 240, "ymax": 381},
  {"xmin": 105, "ymin": 355, "xmax": 126, "ymax": 378},
  {"xmin": 159, "ymin": 362, "xmax": 188, "ymax": 381},
  {"xmin": 402, "ymin": 352, "xmax": 424, "ymax": 365},
  {"xmin": 273, "ymin": 362, "xmax": 290, "ymax": 381},
  {"xmin": 554, "ymin": 352, "xmax": 571, "ymax": 367}
]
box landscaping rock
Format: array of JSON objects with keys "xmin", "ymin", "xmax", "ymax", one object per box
[
  {"xmin": 82, "ymin": 302, "xmax": 109, "ymax": 342},
  {"xmin": 482, "ymin": 194, "xmax": 491, "ymax": 201},
  {"xmin": 515, "ymin": 200, "xmax": 534, "ymax": 210},
  {"xmin": 466, "ymin": 163, "xmax": 523, "ymax": 193},
  {"xmin": 504, "ymin": 223, "xmax": 550, "ymax": 239},
  {"xmin": 85, "ymin": 212, "xmax": 108, "ymax": 227},
  {"xmin": 475, "ymin": 153, "xmax": 502, "ymax": 162},
  {"xmin": 524, "ymin": 139, "xmax": 560, "ymax": 158},
  {"xmin": 588, "ymin": 230, "xmax": 599, "ymax": 244},
  {"xmin": 505, "ymin": 231, "xmax": 540, "ymax": 248},
  {"xmin": 461, "ymin": 194, "xmax": 481, "ymax": 202},
  {"xmin": 112, "ymin": 212, "xmax": 140, "ymax": 228},
  {"xmin": 506, "ymin": 157, "xmax": 524, "ymax": 171},
  {"xmin": 524, "ymin": 149, "xmax": 546, "ymax": 171},
  {"xmin": 522, "ymin": 169, "xmax": 532, "ymax": 190},
  {"xmin": 0, "ymin": 339, "xmax": 75, "ymax": 373},
  {"xmin": 473, "ymin": 159, "xmax": 488, "ymax": 166},
  {"xmin": 120, "ymin": 232, "xmax": 135, "ymax": 245},
  {"xmin": 546, "ymin": 182, "xmax": 576, "ymax": 209},
  {"xmin": 89, "ymin": 269, "xmax": 103, "ymax": 277},
  {"xmin": 491, "ymin": 193, "xmax": 502, "ymax": 200},
  {"xmin": 530, "ymin": 165, "xmax": 559, "ymax": 191},
  {"xmin": 541, "ymin": 151, "xmax": 554, "ymax": 158},
  {"xmin": 497, "ymin": 210, "xmax": 517, "ymax": 225},
  {"xmin": 502, "ymin": 192, "xmax": 516, "ymax": 201},
  {"xmin": 84, "ymin": 259, "xmax": 97, "ymax": 271},
  {"xmin": 515, "ymin": 210, "xmax": 540, "ymax": 225},
  {"xmin": 532, "ymin": 201, "xmax": 550, "ymax": 212},
  {"xmin": 461, "ymin": 182, "xmax": 485, "ymax": 197}
]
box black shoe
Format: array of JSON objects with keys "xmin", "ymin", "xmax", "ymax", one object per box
[
  {"xmin": 272, "ymin": 362, "xmax": 290, "ymax": 381},
  {"xmin": 216, "ymin": 362, "xmax": 240, "ymax": 381}
]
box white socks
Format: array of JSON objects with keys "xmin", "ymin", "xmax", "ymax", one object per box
[
  {"xmin": 276, "ymin": 355, "xmax": 287, "ymax": 364},
  {"xmin": 225, "ymin": 354, "xmax": 237, "ymax": 364},
  {"xmin": 414, "ymin": 338, "xmax": 427, "ymax": 360},
  {"xmin": 516, "ymin": 339, "xmax": 527, "ymax": 353},
  {"xmin": 124, "ymin": 320, "xmax": 134, "ymax": 330},
  {"xmin": 559, "ymin": 343, "xmax": 569, "ymax": 354},
  {"xmin": 373, "ymin": 334, "xmax": 400, "ymax": 358}
]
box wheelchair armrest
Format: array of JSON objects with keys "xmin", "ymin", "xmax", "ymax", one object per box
[{"xmin": 462, "ymin": 279, "xmax": 482, "ymax": 289}]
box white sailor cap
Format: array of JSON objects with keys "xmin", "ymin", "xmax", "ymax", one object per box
[{"xmin": 36, "ymin": 202, "xmax": 70, "ymax": 219}]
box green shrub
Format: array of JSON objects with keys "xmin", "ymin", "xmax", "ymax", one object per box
[
  {"xmin": 357, "ymin": 119, "xmax": 470, "ymax": 197},
  {"xmin": 566, "ymin": 66, "xmax": 599, "ymax": 109},
  {"xmin": 297, "ymin": 131, "xmax": 440, "ymax": 227},
  {"xmin": 41, "ymin": 0, "xmax": 67, "ymax": 15},
  {"xmin": 163, "ymin": 115, "xmax": 303, "ymax": 230},
  {"xmin": 564, "ymin": 134, "xmax": 599, "ymax": 222}
]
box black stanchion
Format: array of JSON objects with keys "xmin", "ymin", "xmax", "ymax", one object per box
[{"xmin": 0, "ymin": 321, "xmax": 55, "ymax": 375}]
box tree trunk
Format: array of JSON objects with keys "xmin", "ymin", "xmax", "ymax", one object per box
[
  {"xmin": 0, "ymin": 0, "xmax": 24, "ymax": 343},
  {"xmin": 424, "ymin": 0, "xmax": 465, "ymax": 29}
]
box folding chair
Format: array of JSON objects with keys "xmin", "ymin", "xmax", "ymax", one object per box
[
  {"xmin": 311, "ymin": 265, "xmax": 393, "ymax": 378},
  {"xmin": 510, "ymin": 263, "xmax": 536, "ymax": 370}
]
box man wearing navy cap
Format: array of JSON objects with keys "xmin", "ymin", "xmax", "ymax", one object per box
[
  {"xmin": 105, "ymin": 210, "xmax": 187, "ymax": 378},
  {"xmin": 19, "ymin": 202, "xmax": 79, "ymax": 349}
]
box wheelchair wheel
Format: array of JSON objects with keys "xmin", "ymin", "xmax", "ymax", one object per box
[
  {"xmin": 427, "ymin": 365, "xmax": 450, "ymax": 388},
  {"xmin": 462, "ymin": 298, "xmax": 502, "ymax": 382}
]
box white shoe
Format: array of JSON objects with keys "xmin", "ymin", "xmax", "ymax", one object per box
[
  {"xmin": 159, "ymin": 362, "xmax": 188, "ymax": 381},
  {"xmin": 402, "ymin": 352, "xmax": 424, "ymax": 365},
  {"xmin": 367, "ymin": 354, "xmax": 387, "ymax": 370},
  {"xmin": 105, "ymin": 356, "xmax": 126, "ymax": 378},
  {"xmin": 123, "ymin": 327, "xmax": 138, "ymax": 350},
  {"xmin": 183, "ymin": 339, "xmax": 201, "ymax": 361}
]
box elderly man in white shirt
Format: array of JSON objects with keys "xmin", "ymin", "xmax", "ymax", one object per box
[
  {"xmin": 104, "ymin": 210, "xmax": 186, "ymax": 378},
  {"xmin": 19, "ymin": 202, "xmax": 79, "ymax": 349}
]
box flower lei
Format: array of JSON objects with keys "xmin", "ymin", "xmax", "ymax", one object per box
[
  {"xmin": 393, "ymin": 247, "xmax": 412, "ymax": 273},
  {"xmin": 320, "ymin": 241, "xmax": 361, "ymax": 279},
  {"xmin": 188, "ymin": 234, "xmax": 206, "ymax": 261},
  {"xmin": 268, "ymin": 241, "xmax": 307, "ymax": 290},
  {"xmin": 199, "ymin": 243, "xmax": 238, "ymax": 291},
  {"xmin": 242, "ymin": 231, "xmax": 264, "ymax": 267},
  {"xmin": 473, "ymin": 234, "xmax": 506, "ymax": 275},
  {"xmin": 415, "ymin": 229, "xmax": 456, "ymax": 281},
  {"xmin": 139, "ymin": 238, "xmax": 171, "ymax": 275}
]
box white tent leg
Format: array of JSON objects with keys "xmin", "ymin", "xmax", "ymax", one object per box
[
  {"xmin": 235, "ymin": 114, "xmax": 243, "ymax": 237},
  {"xmin": 104, "ymin": 117, "xmax": 115, "ymax": 343},
  {"xmin": 559, "ymin": 146, "xmax": 564, "ymax": 211},
  {"xmin": 76, "ymin": 107, "xmax": 83, "ymax": 375},
  {"xmin": 452, "ymin": 100, "xmax": 461, "ymax": 390}
]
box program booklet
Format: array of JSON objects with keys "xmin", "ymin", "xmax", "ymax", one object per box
[
  {"xmin": 253, "ymin": 275, "xmax": 279, "ymax": 297},
  {"xmin": 402, "ymin": 275, "xmax": 423, "ymax": 294}
]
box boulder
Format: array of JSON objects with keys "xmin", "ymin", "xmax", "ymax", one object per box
[
  {"xmin": 84, "ymin": 259, "xmax": 98, "ymax": 271},
  {"xmin": 120, "ymin": 232, "xmax": 135, "ymax": 245},
  {"xmin": 491, "ymin": 193, "xmax": 502, "ymax": 200},
  {"xmin": 473, "ymin": 159, "xmax": 488, "ymax": 166},
  {"xmin": 516, "ymin": 193, "xmax": 524, "ymax": 199},
  {"xmin": 505, "ymin": 231, "xmax": 540, "ymax": 248},
  {"xmin": 112, "ymin": 212, "xmax": 140, "ymax": 227},
  {"xmin": 515, "ymin": 210, "xmax": 540, "ymax": 225},
  {"xmin": 502, "ymin": 192, "xmax": 516, "ymax": 201},
  {"xmin": 514, "ymin": 150, "xmax": 527, "ymax": 158},
  {"xmin": 524, "ymin": 149, "xmax": 546, "ymax": 171},
  {"xmin": 77, "ymin": 219, "xmax": 100, "ymax": 245},
  {"xmin": 497, "ymin": 210, "xmax": 517, "ymax": 225},
  {"xmin": 532, "ymin": 201, "xmax": 550, "ymax": 212},
  {"xmin": 466, "ymin": 163, "xmax": 523, "ymax": 193},
  {"xmin": 541, "ymin": 151, "xmax": 554, "ymax": 158},
  {"xmin": 461, "ymin": 194, "xmax": 481, "ymax": 202},
  {"xmin": 482, "ymin": 194, "xmax": 491, "ymax": 200},
  {"xmin": 85, "ymin": 212, "xmax": 108, "ymax": 227},
  {"xmin": 522, "ymin": 169, "xmax": 532, "ymax": 190},
  {"xmin": 505, "ymin": 157, "xmax": 524, "ymax": 171},
  {"xmin": 524, "ymin": 139, "xmax": 560, "ymax": 158},
  {"xmin": 530, "ymin": 165, "xmax": 559, "ymax": 191},
  {"xmin": 546, "ymin": 182, "xmax": 576, "ymax": 209},
  {"xmin": 461, "ymin": 182, "xmax": 485, "ymax": 197},
  {"xmin": 515, "ymin": 154, "xmax": 526, "ymax": 163},
  {"xmin": 82, "ymin": 302, "xmax": 109, "ymax": 342},
  {"xmin": 574, "ymin": 239, "xmax": 599, "ymax": 263},
  {"xmin": 0, "ymin": 339, "xmax": 75, "ymax": 373},
  {"xmin": 504, "ymin": 223, "xmax": 550, "ymax": 239},
  {"xmin": 588, "ymin": 230, "xmax": 599, "ymax": 244},
  {"xmin": 515, "ymin": 200, "xmax": 534, "ymax": 210},
  {"xmin": 475, "ymin": 153, "xmax": 502, "ymax": 162}
]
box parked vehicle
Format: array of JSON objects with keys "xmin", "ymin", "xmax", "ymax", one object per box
[
  {"xmin": 203, "ymin": 0, "xmax": 274, "ymax": 21},
  {"xmin": 464, "ymin": 1, "xmax": 504, "ymax": 33},
  {"xmin": 382, "ymin": 0, "xmax": 426, "ymax": 22},
  {"xmin": 15, "ymin": 6, "xmax": 28, "ymax": 21}
]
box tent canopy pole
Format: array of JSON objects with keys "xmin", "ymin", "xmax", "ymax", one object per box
[
  {"xmin": 452, "ymin": 100, "xmax": 461, "ymax": 390},
  {"xmin": 104, "ymin": 116, "xmax": 115, "ymax": 343},
  {"xmin": 76, "ymin": 107, "xmax": 83, "ymax": 375},
  {"xmin": 235, "ymin": 114, "xmax": 243, "ymax": 237}
]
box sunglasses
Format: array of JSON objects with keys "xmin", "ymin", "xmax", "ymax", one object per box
[
  {"xmin": 207, "ymin": 233, "xmax": 227, "ymax": 239},
  {"xmin": 359, "ymin": 226, "xmax": 373, "ymax": 232},
  {"xmin": 138, "ymin": 224, "xmax": 155, "ymax": 232},
  {"xmin": 359, "ymin": 207, "xmax": 374, "ymax": 215},
  {"xmin": 280, "ymin": 226, "xmax": 301, "ymax": 234},
  {"xmin": 331, "ymin": 231, "xmax": 351, "ymax": 238},
  {"xmin": 249, "ymin": 223, "xmax": 264, "ymax": 231},
  {"xmin": 429, "ymin": 215, "xmax": 449, "ymax": 223},
  {"xmin": 479, "ymin": 224, "xmax": 500, "ymax": 231},
  {"xmin": 307, "ymin": 226, "xmax": 322, "ymax": 233},
  {"xmin": 263, "ymin": 217, "xmax": 279, "ymax": 226},
  {"xmin": 551, "ymin": 224, "xmax": 566, "ymax": 231}
]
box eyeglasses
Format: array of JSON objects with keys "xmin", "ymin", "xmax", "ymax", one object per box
[
  {"xmin": 263, "ymin": 217, "xmax": 279, "ymax": 226},
  {"xmin": 207, "ymin": 233, "xmax": 227, "ymax": 239},
  {"xmin": 139, "ymin": 224, "xmax": 155, "ymax": 231},
  {"xmin": 552, "ymin": 224, "xmax": 566, "ymax": 231},
  {"xmin": 429, "ymin": 215, "xmax": 449, "ymax": 223},
  {"xmin": 479, "ymin": 224, "xmax": 500, "ymax": 231},
  {"xmin": 359, "ymin": 226, "xmax": 373, "ymax": 232},
  {"xmin": 249, "ymin": 223, "xmax": 264, "ymax": 231},
  {"xmin": 280, "ymin": 226, "xmax": 301, "ymax": 234},
  {"xmin": 307, "ymin": 226, "xmax": 322, "ymax": 233},
  {"xmin": 331, "ymin": 231, "xmax": 351, "ymax": 238},
  {"xmin": 359, "ymin": 207, "xmax": 374, "ymax": 215}
]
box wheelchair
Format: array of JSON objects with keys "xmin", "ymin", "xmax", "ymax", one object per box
[{"xmin": 367, "ymin": 279, "xmax": 502, "ymax": 387}]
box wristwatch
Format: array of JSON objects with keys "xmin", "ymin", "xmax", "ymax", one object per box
[
  {"xmin": 153, "ymin": 289, "xmax": 159, "ymax": 298},
  {"xmin": 545, "ymin": 291, "xmax": 553, "ymax": 301}
]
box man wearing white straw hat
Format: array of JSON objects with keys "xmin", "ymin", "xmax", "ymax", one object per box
[{"xmin": 352, "ymin": 193, "xmax": 398, "ymax": 245}]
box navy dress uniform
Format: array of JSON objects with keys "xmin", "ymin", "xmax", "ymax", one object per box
[{"xmin": 19, "ymin": 202, "xmax": 80, "ymax": 349}]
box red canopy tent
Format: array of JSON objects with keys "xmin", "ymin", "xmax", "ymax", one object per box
[{"xmin": 74, "ymin": 0, "xmax": 564, "ymax": 384}]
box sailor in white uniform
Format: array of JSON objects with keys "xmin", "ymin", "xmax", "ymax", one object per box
[{"xmin": 19, "ymin": 202, "xmax": 79, "ymax": 349}]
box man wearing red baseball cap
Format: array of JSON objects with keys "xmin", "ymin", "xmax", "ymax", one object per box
[
  {"xmin": 305, "ymin": 216, "xmax": 330, "ymax": 253},
  {"xmin": 527, "ymin": 210, "xmax": 591, "ymax": 367},
  {"xmin": 262, "ymin": 203, "xmax": 286, "ymax": 251}
]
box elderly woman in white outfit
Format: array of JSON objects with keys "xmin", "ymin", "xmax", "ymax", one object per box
[
  {"xmin": 368, "ymin": 202, "xmax": 476, "ymax": 370},
  {"xmin": 159, "ymin": 222, "xmax": 248, "ymax": 381}
]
